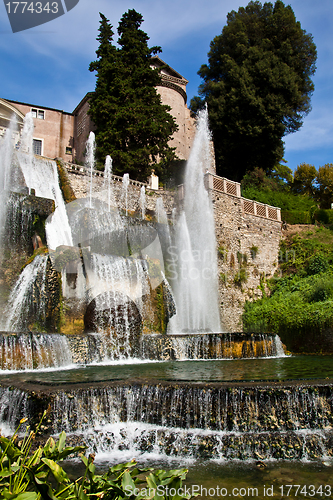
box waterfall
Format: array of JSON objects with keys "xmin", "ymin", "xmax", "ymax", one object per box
[
  {"xmin": 140, "ymin": 333, "xmax": 285, "ymax": 360},
  {"xmin": 17, "ymin": 153, "xmax": 73, "ymax": 250},
  {"xmin": 0, "ymin": 381, "xmax": 326, "ymax": 461},
  {"xmin": 2, "ymin": 254, "xmax": 49, "ymax": 332},
  {"xmin": 0, "ymin": 333, "xmax": 73, "ymax": 371},
  {"xmin": 50, "ymin": 382, "xmax": 333, "ymax": 460},
  {"xmin": 168, "ymin": 107, "xmax": 221, "ymax": 334},
  {"xmin": 84, "ymin": 253, "xmax": 151, "ymax": 359}
]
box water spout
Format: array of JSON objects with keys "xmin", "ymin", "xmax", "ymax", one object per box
[
  {"xmin": 139, "ymin": 185, "xmax": 146, "ymax": 220},
  {"xmin": 122, "ymin": 173, "xmax": 130, "ymax": 216},
  {"xmin": 86, "ymin": 132, "xmax": 95, "ymax": 208},
  {"xmin": 168, "ymin": 107, "xmax": 221, "ymax": 333}
]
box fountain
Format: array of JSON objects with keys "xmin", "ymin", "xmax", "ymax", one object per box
[
  {"xmin": 168, "ymin": 107, "xmax": 221, "ymax": 334},
  {"xmin": 139, "ymin": 185, "xmax": 146, "ymax": 220},
  {"xmin": 0, "ymin": 109, "xmax": 332, "ymax": 490},
  {"xmin": 86, "ymin": 131, "xmax": 95, "ymax": 209},
  {"xmin": 122, "ymin": 172, "xmax": 130, "ymax": 216}
]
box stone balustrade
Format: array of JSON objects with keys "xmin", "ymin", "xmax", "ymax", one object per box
[
  {"xmin": 64, "ymin": 162, "xmax": 150, "ymax": 189},
  {"xmin": 205, "ymin": 172, "xmax": 281, "ymax": 222}
]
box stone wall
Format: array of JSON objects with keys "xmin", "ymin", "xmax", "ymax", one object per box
[{"xmin": 212, "ymin": 190, "xmax": 282, "ymax": 331}]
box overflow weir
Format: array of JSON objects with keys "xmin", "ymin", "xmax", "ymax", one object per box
[{"xmin": 0, "ymin": 378, "xmax": 332, "ymax": 461}]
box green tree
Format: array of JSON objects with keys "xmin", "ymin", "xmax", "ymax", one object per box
[
  {"xmin": 292, "ymin": 163, "xmax": 317, "ymax": 196},
  {"xmin": 316, "ymin": 164, "xmax": 333, "ymax": 209},
  {"xmin": 192, "ymin": 0, "xmax": 317, "ymax": 182},
  {"xmin": 88, "ymin": 11, "xmax": 178, "ymax": 181}
]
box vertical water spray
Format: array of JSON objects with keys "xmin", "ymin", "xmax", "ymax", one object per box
[
  {"xmin": 155, "ymin": 197, "xmax": 168, "ymax": 224},
  {"xmin": 86, "ymin": 132, "xmax": 95, "ymax": 208},
  {"xmin": 122, "ymin": 173, "xmax": 129, "ymax": 216},
  {"xmin": 169, "ymin": 107, "xmax": 221, "ymax": 333},
  {"xmin": 139, "ymin": 186, "xmax": 146, "ymax": 220},
  {"xmin": 104, "ymin": 155, "xmax": 113, "ymax": 212}
]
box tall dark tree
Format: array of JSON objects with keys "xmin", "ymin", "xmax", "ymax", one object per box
[
  {"xmin": 88, "ymin": 11, "xmax": 178, "ymax": 181},
  {"xmin": 192, "ymin": 0, "xmax": 317, "ymax": 181}
]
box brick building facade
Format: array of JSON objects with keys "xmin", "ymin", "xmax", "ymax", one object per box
[{"xmin": 1, "ymin": 57, "xmax": 196, "ymax": 167}]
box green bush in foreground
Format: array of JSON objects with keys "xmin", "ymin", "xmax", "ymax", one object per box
[{"xmin": 0, "ymin": 414, "xmax": 195, "ymax": 500}]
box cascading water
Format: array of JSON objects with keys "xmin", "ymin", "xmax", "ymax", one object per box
[
  {"xmin": 0, "ymin": 333, "xmax": 73, "ymax": 371},
  {"xmin": 17, "ymin": 114, "xmax": 73, "ymax": 250},
  {"xmin": 168, "ymin": 107, "xmax": 221, "ymax": 333},
  {"xmin": 2, "ymin": 254, "xmax": 49, "ymax": 332},
  {"xmin": 1, "ymin": 381, "xmax": 331, "ymax": 461},
  {"xmin": 85, "ymin": 253, "xmax": 151, "ymax": 359}
]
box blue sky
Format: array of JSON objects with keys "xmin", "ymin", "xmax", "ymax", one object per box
[{"xmin": 1, "ymin": 0, "xmax": 332, "ymax": 172}]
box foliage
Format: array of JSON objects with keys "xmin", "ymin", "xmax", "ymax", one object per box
[
  {"xmin": 0, "ymin": 416, "xmax": 195, "ymax": 500},
  {"xmin": 312, "ymin": 208, "xmax": 333, "ymax": 225},
  {"xmin": 316, "ymin": 163, "xmax": 333, "ymax": 209},
  {"xmin": 234, "ymin": 268, "xmax": 248, "ymax": 286},
  {"xmin": 242, "ymin": 186, "xmax": 314, "ymax": 212},
  {"xmin": 292, "ymin": 163, "xmax": 317, "ymax": 196},
  {"xmin": 280, "ymin": 210, "xmax": 312, "ymax": 225},
  {"xmin": 242, "ymin": 226, "xmax": 333, "ymax": 350},
  {"xmin": 241, "ymin": 165, "xmax": 319, "ymax": 223},
  {"xmin": 88, "ymin": 11, "xmax": 178, "ymax": 182},
  {"xmin": 191, "ymin": 0, "xmax": 317, "ymax": 181}
]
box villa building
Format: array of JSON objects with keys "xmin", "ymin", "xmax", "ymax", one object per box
[{"xmin": 0, "ymin": 57, "xmax": 196, "ymax": 166}]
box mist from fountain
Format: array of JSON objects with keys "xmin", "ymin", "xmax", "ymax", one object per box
[{"xmin": 168, "ymin": 107, "xmax": 221, "ymax": 333}]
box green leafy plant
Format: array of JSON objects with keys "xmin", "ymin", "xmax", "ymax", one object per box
[
  {"xmin": 0, "ymin": 416, "xmax": 196, "ymax": 500},
  {"xmin": 234, "ymin": 268, "xmax": 248, "ymax": 287}
]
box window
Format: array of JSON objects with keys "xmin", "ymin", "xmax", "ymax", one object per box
[
  {"xmin": 31, "ymin": 108, "xmax": 45, "ymax": 119},
  {"xmin": 33, "ymin": 139, "xmax": 42, "ymax": 156},
  {"xmin": 66, "ymin": 147, "xmax": 73, "ymax": 155}
]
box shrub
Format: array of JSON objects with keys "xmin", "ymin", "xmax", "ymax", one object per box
[
  {"xmin": 307, "ymin": 255, "xmax": 329, "ymax": 275},
  {"xmin": 307, "ymin": 276, "xmax": 333, "ymax": 302},
  {"xmin": 312, "ymin": 209, "xmax": 333, "ymax": 224},
  {"xmin": 281, "ymin": 210, "xmax": 312, "ymax": 224}
]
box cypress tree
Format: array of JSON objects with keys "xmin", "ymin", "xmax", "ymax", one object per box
[{"xmin": 89, "ymin": 10, "xmax": 178, "ymax": 181}]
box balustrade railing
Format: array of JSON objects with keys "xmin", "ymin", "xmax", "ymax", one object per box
[
  {"xmin": 205, "ymin": 172, "xmax": 281, "ymax": 222},
  {"xmin": 64, "ymin": 162, "xmax": 149, "ymax": 188}
]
